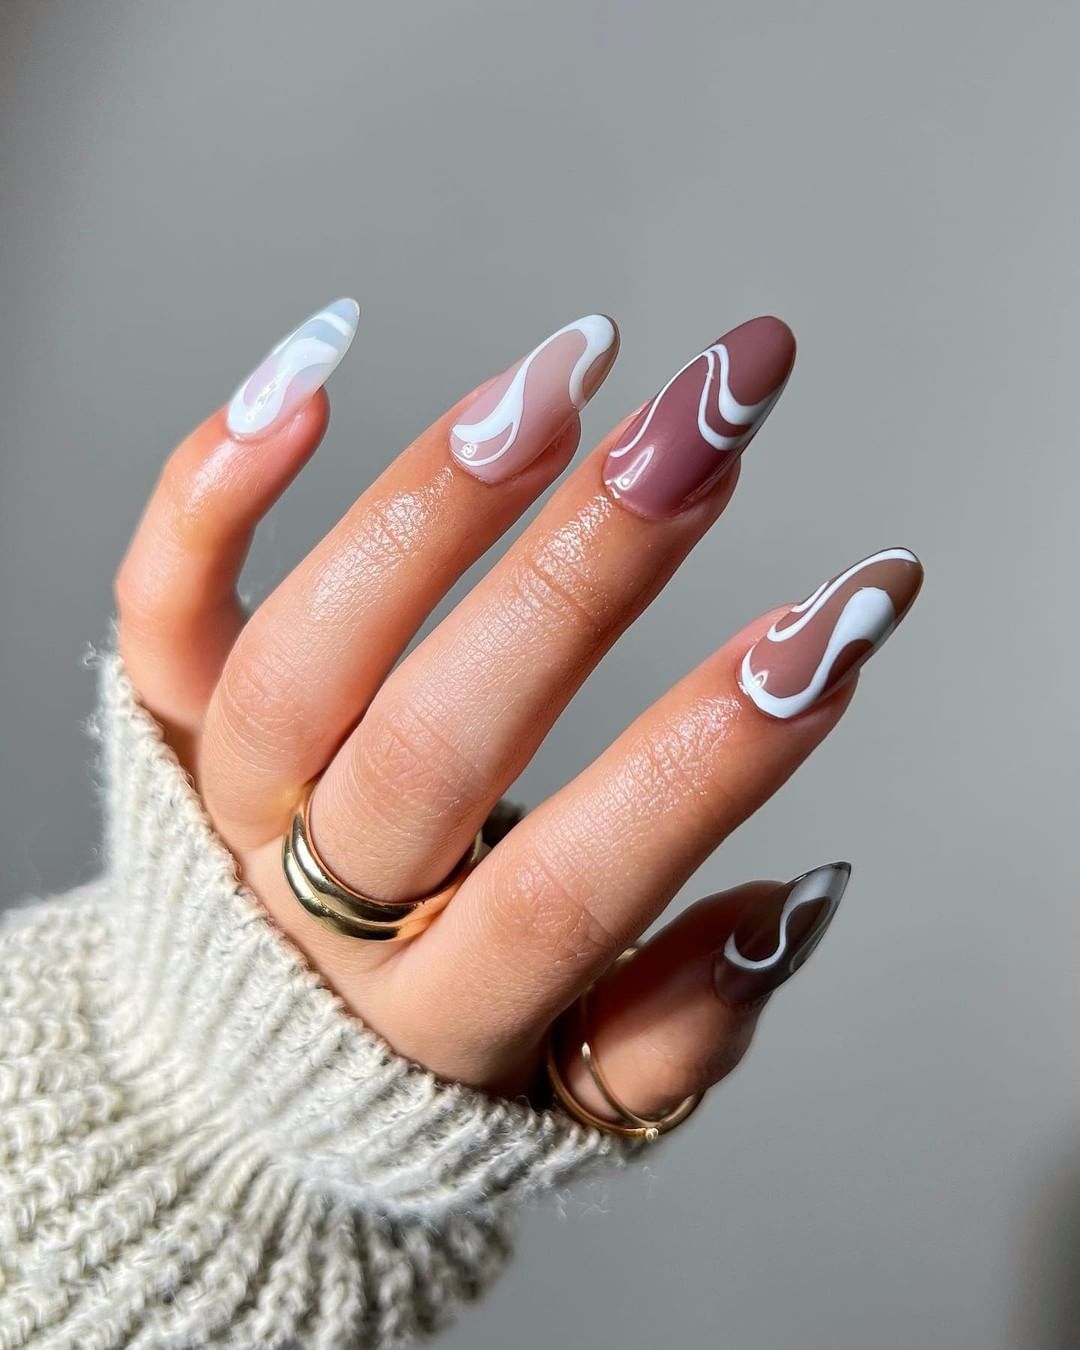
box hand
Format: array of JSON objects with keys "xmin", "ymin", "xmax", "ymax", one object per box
[{"xmin": 115, "ymin": 299, "xmax": 922, "ymax": 1120}]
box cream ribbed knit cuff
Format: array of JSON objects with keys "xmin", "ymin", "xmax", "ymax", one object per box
[{"xmin": 0, "ymin": 655, "xmax": 635, "ymax": 1348}]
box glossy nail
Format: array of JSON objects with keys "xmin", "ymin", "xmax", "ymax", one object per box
[
  {"xmin": 226, "ymin": 297, "xmax": 359, "ymax": 439},
  {"xmin": 450, "ymin": 314, "xmax": 619, "ymax": 482},
  {"xmin": 740, "ymin": 547, "xmax": 923, "ymax": 720},
  {"xmin": 603, "ymin": 316, "xmax": 795, "ymax": 519},
  {"xmin": 713, "ymin": 862, "xmax": 851, "ymax": 1005}
]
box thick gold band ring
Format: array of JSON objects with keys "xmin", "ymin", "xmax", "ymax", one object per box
[
  {"xmin": 282, "ymin": 783, "xmax": 486, "ymax": 941},
  {"xmin": 545, "ymin": 947, "xmax": 703, "ymax": 1141}
]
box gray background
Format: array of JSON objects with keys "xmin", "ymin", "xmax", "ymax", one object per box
[{"xmin": 1, "ymin": 2, "xmax": 1077, "ymax": 1347}]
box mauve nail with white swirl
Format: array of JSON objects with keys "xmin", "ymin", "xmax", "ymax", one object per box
[
  {"xmin": 603, "ymin": 316, "xmax": 795, "ymax": 519},
  {"xmin": 740, "ymin": 548, "xmax": 924, "ymax": 720}
]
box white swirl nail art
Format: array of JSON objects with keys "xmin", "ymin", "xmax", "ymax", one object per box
[
  {"xmin": 740, "ymin": 548, "xmax": 922, "ymax": 720},
  {"xmin": 723, "ymin": 863, "xmax": 850, "ymax": 976},
  {"xmin": 450, "ymin": 315, "xmax": 616, "ymax": 472},
  {"xmin": 227, "ymin": 298, "xmax": 359, "ymax": 439},
  {"xmin": 601, "ymin": 317, "xmax": 794, "ymax": 517},
  {"xmin": 609, "ymin": 339, "xmax": 781, "ymax": 477}
]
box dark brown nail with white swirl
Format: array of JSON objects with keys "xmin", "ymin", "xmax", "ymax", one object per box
[{"xmin": 713, "ymin": 863, "xmax": 851, "ymax": 1005}]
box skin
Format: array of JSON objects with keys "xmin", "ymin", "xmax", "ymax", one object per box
[{"xmin": 116, "ymin": 334, "xmax": 895, "ymax": 1124}]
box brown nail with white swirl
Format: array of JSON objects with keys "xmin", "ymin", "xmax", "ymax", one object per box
[
  {"xmin": 450, "ymin": 315, "xmax": 619, "ymax": 483},
  {"xmin": 713, "ymin": 862, "xmax": 851, "ymax": 1005},
  {"xmin": 740, "ymin": 548, "xmax": 924, "ymax": 720}
]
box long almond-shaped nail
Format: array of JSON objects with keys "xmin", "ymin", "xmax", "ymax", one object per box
[
  {"xmin": 226, "ymin": 298, "xmax": 359, "ymax": 439},
  {"xmin": 603, "ymin": 316, "xmax": 795, "ymax": 519},
  {"xmin": 450, "ymin": 315, "xmax": 619, "ymax": 482},
  {"xmin": 713, "ymin": 862, "xmax": 850, "ymax": 1005},
  {"xmin": 740, "ymin": 547, "xmax": 924, "ymax": 720}
]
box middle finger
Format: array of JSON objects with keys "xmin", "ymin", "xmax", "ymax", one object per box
[{"xmin": 311, "ymin": 316, "xmax": 796, "ymax": 901}]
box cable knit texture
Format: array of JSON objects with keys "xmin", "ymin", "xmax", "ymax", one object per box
[{"xmin": 0, "ymin": 655, "xmax": 634, "ymax": 1348}]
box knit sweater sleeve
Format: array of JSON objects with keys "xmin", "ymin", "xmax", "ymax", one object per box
[{"xmin": 0, "ymin": 655, "xmax": 635, "ymax": 1349}]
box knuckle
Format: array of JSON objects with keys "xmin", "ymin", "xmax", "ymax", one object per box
[
  {"xmin": 364, "ymin": 497, "xmax": 423, "ymax": 564},
  {"xmin": 700, "ymin": 1036, "xmax": 747, "ymax": 1088},
  {"xmin": 114, "ymin": 465, "xmax": 219, "ymax": 638},
  {"xmin": 507, "ymin": 537, "xmax": 611, "ymax": 640},
  {"xmin": 635, "ymin": 735, "xmax": 704, "ymax": 806},
  {"xmin": 349, "ymin": 492, "xmax": 439, "ymax": 574},
  {"xmin": 621, "ymin": 715, "xmax": 731, "ymax": 824},
  {"xmin": 212, "ymin": 637, "xmax": 312, "ymax": 763},
  {"xmin": 113, "ymin": 552, "xmax": 170, "ymax": 637},
  {"xmin": 490, "ymin": 839, "xmax": 629, "ymax": 979},
  {"xmin": 112, "ymin": 556, "xmax": 145, "ymax": 625},
  {"xmin": 625, "ymin": 1012, "xmax": 750, "ymax": 1115},
  {"xmin": 701, "ymin": 1015, "xmax": 756, "ymax": 1086},
  {"xmin": 160, "ymin": 448, "xmax": 215, "ymax": 523},
  {"xmin": 638, "ymin": 1038, "xmax": 703, "ymax": 1105},
  {"xmin": 355, "ymin": 691, "xmax": 486, "ymax": 822}
]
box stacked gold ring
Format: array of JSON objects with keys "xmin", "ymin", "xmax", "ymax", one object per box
[
  {"xmin": 282, "ymin": 784, "xmax": 486, "ymax": 941},
  {"xmin": 545, "ymin": 947, "xmax": 703, "ymax": 1140},
  {"xmin": 284, "ymin": 796, "xmax": 700, "ymax": 1139}
]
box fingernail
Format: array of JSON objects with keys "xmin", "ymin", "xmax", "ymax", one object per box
[
  {"xmin": 226, "ymin": 298, "xmax": 359, "ymax": 439},
  {"xmin": 603, "ymin": 315, "xmax": 795, "ymax": 519},
  {"xmin": 450, "ymin": 315, "xmax": 619, "ymax": 482},
  {"xmin": 740, "ymin": 547, "xmax": 924, "ymax": 720},
  {"xmin": 713, "ymin": 862, "xmax": 851, "ymax": 1005}
]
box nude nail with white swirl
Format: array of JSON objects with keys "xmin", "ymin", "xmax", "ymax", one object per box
[
  {"xmin": 603, "ymin": 316, "xmax": 795, "ymax": 519},
  {"xmin": 714, "ymin": 863, "xmax": 851, "ymax": 1005},
  {"xmin": 741, "ymin": 548, "xmax": 924, "ymax": 720},
  {"xmin": 226, "ymin": 298, "xmax": 359, "ymax": 439},
  {"xmin": 450, "ymin": 315, "xmax": 619, "ymax": 483}
]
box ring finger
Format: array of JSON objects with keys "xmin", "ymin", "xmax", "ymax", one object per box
[{"xmin": 388, "ymin": 547, "xmax": 921, "ymax": 1085}]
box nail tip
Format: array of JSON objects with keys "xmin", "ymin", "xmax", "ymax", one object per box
[
  {"xmin": 746, "ymin": 312, "xmax": 797, "ymax": 344},
  {"xmin": 576, "ymin": 313, "xmax": 621, "ymax": 370},
  {"xmin": 335, "ymin": 296, "xmax": 361, "ymax": 330},
  {"xmin": 581, "ymin": 310, "xmax": 619, "ymax": 337},
  {"xmin": 604, "ymin": 316, "xmax": 621, "ymax": 361},
  {"xmin": 863, "ymin": 543, "xmax": 921, "ymax": 566},
  {"xmin": 719, "ymin": 314, "xmax": 797, "ymax": 371},
  {"xmin": 325, "ymin": 297, "xmax": 361, "ymax": 346},
  {"xmin": 826, "ymin": 861, "xmax": 852, "ymax": 897},
  {"xmin": 797, "ymin": 859, "xmax": 852, "ymax": 891},
  {"xmin": 897, "ymin": 545, "xmax": 924, "ymax": 578},
  {"xmin": 875, "ymin": 545, "xmax": 925, "ymax": 614},
  {"xmin": 708, "ymin": 314, "xmax": 797, "ymax": 409}
]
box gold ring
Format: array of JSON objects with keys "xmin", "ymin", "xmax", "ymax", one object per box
[
  {"xmin": 545, "ymin": 947, "xmax": 703, "ymax": 1140},
  {"xmin": 281, "ymin": 783, "xmax": 486, "ymax": 941}
]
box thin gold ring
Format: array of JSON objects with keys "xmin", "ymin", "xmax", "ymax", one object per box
[
  {"xmin": 545, "ymin": 947, "xmax": 703, "ymax": 1141},
  {"xmin": 281, "ymin": 783, "xmax": 485, "ymax": 941}
]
